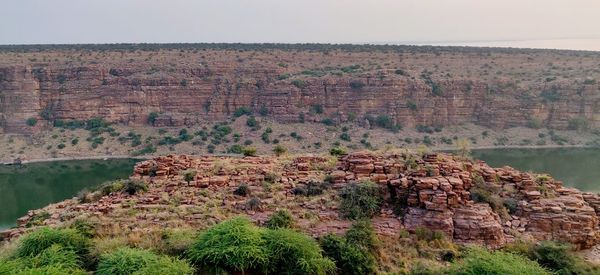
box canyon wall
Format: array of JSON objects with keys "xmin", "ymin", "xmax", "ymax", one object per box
[{"xmin": 1, "ymin": 47, "xmax": 599, "ymax": 134}]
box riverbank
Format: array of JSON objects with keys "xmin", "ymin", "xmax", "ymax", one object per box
[
  {"xmin": 0, "ymin": 155, "xmax": 150, "ymax": 165},
  {"xmin": 1, "ymin": 121, "xmax": 599, "ymax": 165}
]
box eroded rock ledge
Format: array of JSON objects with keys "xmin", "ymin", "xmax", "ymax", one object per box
[{"xmin": 4, "ymin": 151, "xmax": 600, "ymax": 250}]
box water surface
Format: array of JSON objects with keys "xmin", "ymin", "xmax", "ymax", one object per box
[
  {"xmin": 472, "ymin": 148, "xmax": 600, "ymax": 192},
  {"xmin": 0, "ymin": 159, "xmax": 137, "ymax": 230}
]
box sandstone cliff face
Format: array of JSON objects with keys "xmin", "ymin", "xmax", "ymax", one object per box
[
  {"xmin": 5, "ymin": 152, "xmax": 600, "ymax": 250},
  {"xmin": 1, "ymin": 47, "xmax": 600, "ymax": 134}
]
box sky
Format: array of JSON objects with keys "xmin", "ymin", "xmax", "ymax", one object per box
[{"xmin": 2, "ymin": 0, "xmax": 600, "ymax": 48}]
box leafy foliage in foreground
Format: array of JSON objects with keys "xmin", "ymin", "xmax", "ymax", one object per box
[
  {"xmin": 263, "ymin": 228, "xmax": 335, "ymax": 275},
  {"xmin": 187, "ymin": 217, "xmax": 267, "ymax": 273},
  {"xmin": 15, "ymin": 228, "xmax": 91, "ymax": 261},
  {"xmin": 96, "ymin": 247, "xmax": 193, "ymax": 275},
  {"xmin": 449, "ymin": 248, "xmax": 551, "ymax": 275},
  {"xmin": 187, "ymin": 217, "xmax": 334, "ymax": 274},
  {"xmin": 320, "ymin": 220, "xmax": 379, "ymax": 275}
]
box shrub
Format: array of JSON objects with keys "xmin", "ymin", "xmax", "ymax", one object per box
[
  {"xmin": 329, "ymin": 147, "xmax": 347, "ymax": 156},
  {"xmin": 407, "ymin": 101, "xmax": 417, "ymax": 111},
  {"xmin": 246, "ymin": 197, "xmax": 262, "ymax": 211},
  {"xmin": 123, "ymin": 179, "xmax": 148, "ymax": 195},
  {"xmin": 567, "ymin": 117, "xmax": 589, "ymax": 132},
  {"xmin": 234, "ymin": 107, "xmax": 252, "ymax": 117},
  {"xmin": 321, "ymin": 118, "xmax": 335, "ymax": 126},
  {"xmin": 345, "ymin": 220, "xmax": 379, "ymax": 252},
  {"xmin": 26, "ymin": 117, "xmax": 37, "ymax": 126},
  {"xmin": 339, "ymin": 181, "xmax": 383, "ymax": 220},
  {"xmin": 33, "ymin": 244, "xmax": 81, "ymax": 270},
  {"xmin": 339, "ymin": 132, "xmax": 351, "ymax": 142},
  {"xmin": 16, "ymin": 228, "xmax": 91, "ymax": 261},
  {"xmin": 349, "ymin": 80, "xmax": 365, "ymax": 89},
  {"xmin": 158, "ymin": 229, "xmax": 197, "ymax": 257},
  {"xmin": 291, "ymin": 79, "xmax": 307, "ymax": 89},
  {"xmin": 310, "ymin": 104, "xmax": 324, "ymax": 114},
  {"xmin": 265, "ymin": 209, "xmax": 295, "ymax": 229},
  {"xmin": 187, "ymin": 217, "xmax": 267, "ymax": 273},
  {"xmin": 395, "ymin": 69, "xmax": 407, "ymax": 75},
  {"xmin": 246, "ymin": 116, "xmax": 259, "ymax": 128},
  {"xmin": 262, "ymin": 228, "xmax": 335, "ymax": 275},
  {"xmin": 9, "ymin": 265, "xmax": 86, "ymax": 275},
  {"xmin": 272, "ymin": 145, "xmax": 287, "ymax": 156},
  {"xmin": 528, "ymin": 241, "xmax": 600, "ymax": 274},
  {"xmin": 449, "ymin": 248, "xmax": 550, "ymax": 275},
  {"xmin": 320, "ymin": 234, "xmax": 376, "ymax": 275},
  {"xmin": 527, "ymin": 118, "xmax": 544, "ymax": 129},
  {"xmin": 132, "ymin": 256, "xmax": 194, "ymax": 275},
  {"xmin": 182, "ymin": 170, "xmax": 197, "ymax": 183},
  {"xmin": 147, "ymin": 112, "xmax": 158, "ymax": 125},
  {"xmin": 292, "ymin": 181, "xmax": 328, "ymax": 197},
  {"xmin": 228, "ymin": 144, "xmax": 243, "ymax": 154},
  {"xmin": 96, "ymin": 248, "xmax": 159, "ymax": 275},
  {"xmin": 415, "ymin": 227, "xmax": 445, "ymax": 242},
  {"xmin": 233, "ymin": 184, "xmax": 251, "ymax": 197},
  {"xmin": 503, "ymin": 198, "xmax": 518, "ymax": 214},
  {"xmin": 242, "ymin": 147, "xmax": 257, "ymax": 156}
]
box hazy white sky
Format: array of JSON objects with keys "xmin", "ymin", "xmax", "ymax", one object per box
[{"xmin": 1, "ymin": 0, "xmax": 600, "ymax": 45}]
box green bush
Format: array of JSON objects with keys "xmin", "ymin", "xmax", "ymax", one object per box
[
  {"xmin": 340, "ymin": 133, "xmax": 351, "ymax": 142},
  {"xmin": 449, "ymin": 248, "xmax": 550, "ymax": 275},
  {"xmin": 187, "ymin": 217, "xmax": 267, "ymax": 273},
  {"xmin": 96, "ymin": 248, "xmax": 159, "ymax": 275},
  {"xmin": 16, "ymin": 228, "xmax": 91, "ymax": 261},
  {"xmin": 310, "ymin": 104, "xmax": 324, "ymax": 114},
  {"xmin": 339, "ymin": 181, "xmax": 383, "ymax": 219},
  {"xmin": 26, "ymin": 117, "xmax": 37, "ymax": 127},
  {"xmin": 262, "ymin": 228, "xmax": 335, "ymax": 275},
  {"xmin": 233, "ymin": 107, "xmax": 252, "ymax": 117},
  {"xmin": 32, "ymin": 244, "xmax": 81, "ymax": 270},
  {"xmin": 273, "ymin": 145, "xmax": 287, "ymax": 156},
  {"xmin": 529, "ymin": 241, "xmax": 600, "ymax": 274},
  {"xmin": 242, "ymin": 147, "xmax": 257, "ymax": 156},
  {"xmin": 158, "ymin": 229, "xmax": 197, "ymax": 257},
  {"xmin": 11, "ymin": 265, "xmax": 87, "ymax": 275},
  {"xmin": 147, "ymin": 112, "xmax": 158, "ymax": 125},
  {"xmin": 265, "ymin": 209, "xmax": 295, "ymax": 229},
  {"xmin": 291, "ymin": 79, "xmax": 308, "ymax": 89},
  {"xmin": 132, "ymin": 257, "xmax": 194, "ymax": 275},
  {"xmin": 344, "ymin": 220, "xmax": 379, "ymax": 252},
  {"xmin": 329, "ymin": 147, "xmax": 347, "ymax": 156},
  {"xmin": 246, "ymin": 116, "xmax": 259, "ymax": 128},
  {"xmin": 320, "ymin": 234, "xmax": 376, "ymax": 275},
  {"xmin": 233, "ymin": 184, "xmax": 251, "ymax": 197},
  {"xmin": 123, "ymin": 179, "xmax": 148, "ymax": 195},
  {"xmin": 228, "ymin": 144, "xmax": 243, "ymax": 154},
  {"xmin": 182, "ymin": 170, "xmax": 197, "ymax": 183}
]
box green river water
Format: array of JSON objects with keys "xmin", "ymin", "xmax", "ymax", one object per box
[{"xmin": 0, "ymin": 159, "xmax": 138, "ymax": 230}]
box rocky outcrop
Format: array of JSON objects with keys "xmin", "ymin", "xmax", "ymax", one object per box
[
  {"xmin": 4, "ymin": 151, "xmax": 600, "ymax": 250},
  {"xmin": 1, "ymin": 47, "xmax": 600, "ymax": 134}
]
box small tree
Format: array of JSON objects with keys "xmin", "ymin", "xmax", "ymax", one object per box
[
  {"xmin": 456, "ymin": 138, "xmax": 471, "ymax": 159},
  {"xmin": 182, "ymin": 170, "xmax": 197, "ymax": 184}
]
